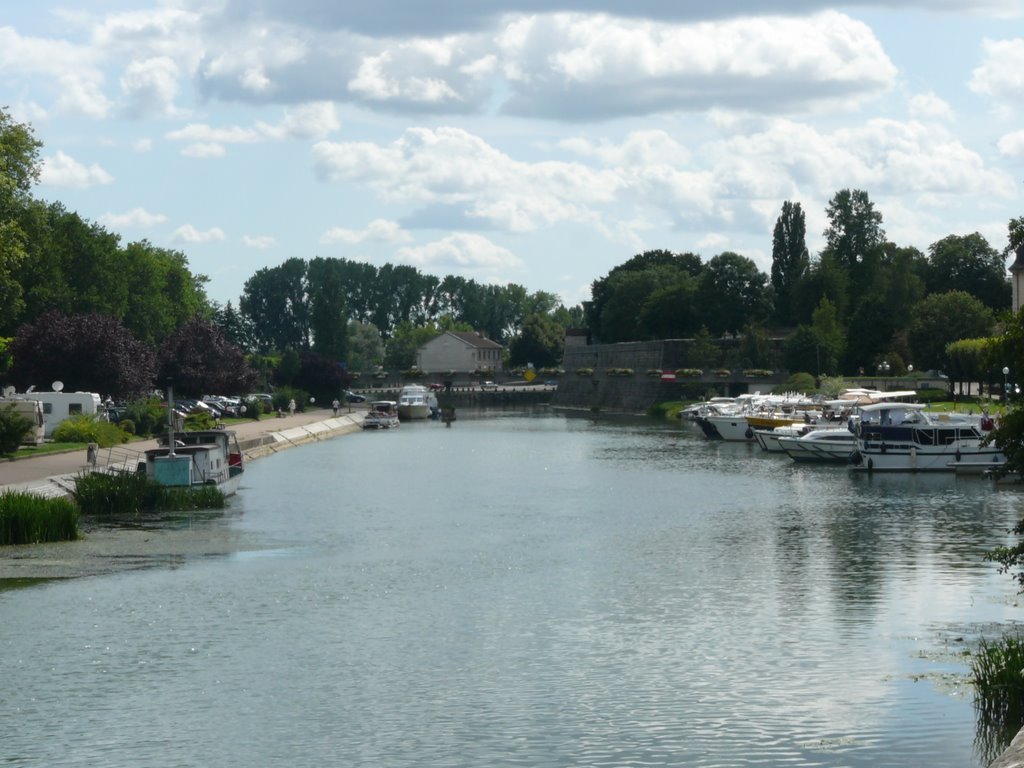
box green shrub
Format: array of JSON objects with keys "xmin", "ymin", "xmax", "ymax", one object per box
[
  {"xmin": 184, "ymin": 411, "xmax": 215, "ymax": 431},
  {"xmin": 51, "ymin": 415, "xmax": 130, "ymax": 448},
  {"xmin": 118, "ymin": 418, "xmax": 136, "ymax": 435},
  {"xmin": 0, "ymin": 404, "xmax": 31, "ymax": 455},
  {"xmin": 0, "ymin": 490, "xmax": 79, "ymax": 544},
  {"xmin": 123, "ymin": 397, "xmax": 166, "ymax": 436}
]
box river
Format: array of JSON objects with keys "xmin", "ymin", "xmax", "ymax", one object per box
[{"xmin": 2, "ymin": 408, "xmax": 1022, "ymax": 767}]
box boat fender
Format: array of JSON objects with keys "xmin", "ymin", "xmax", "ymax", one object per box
[
  {"xmin": 867, "ymin": 457, "xmax": 874, "ymax": 472},
  {"xmin": 955, "ymin": 449, "xmax": 962, "ymax": 462},
  {"xmin": 880, "ymin": 443, "xmax": 886, "ymax": 453},
  {"xmin": 745, "ymin": 427, "xmax": 754, "ymax": 439}
]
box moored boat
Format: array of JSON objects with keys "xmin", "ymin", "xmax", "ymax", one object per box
[
  {"xmin": 363, "ymin": 400, "xmax": 400, "ymax": 429},
  {"xmin": 144, "ymin": 429, "xmax": 245, "ymax": 495},
  {"xmin": 777, "ymin": 427, "xmax": 858, "ymax": 463},
  {"xmin": 396, "ymin": 384, "xmax": 439, "ymax": 420},
  {"xmin": 848, "ymin": 402, "xmax": 1002, "ymax": 472}
]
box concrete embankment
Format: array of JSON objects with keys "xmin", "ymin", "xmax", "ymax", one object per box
[{"xmin": 0, "ymin": 408, "xmax": 365, "ymax": 500}]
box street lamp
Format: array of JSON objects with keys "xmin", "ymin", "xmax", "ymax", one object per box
[{"xmin": 1003, "ymin": 366, "xmax": 1010, "ymax": 404}]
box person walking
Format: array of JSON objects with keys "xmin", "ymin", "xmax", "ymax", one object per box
[
  {"xmin": 332, "ymin": 398, "xmax": 340, "ymax": 417},
  {"xmin": 288, "ymin": 398, "xmax": 296, "ymax": 417}
]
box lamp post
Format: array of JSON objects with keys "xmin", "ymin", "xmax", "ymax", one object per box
[{"xmin": 1004, "ymin": 367, "xmax": 1010, "ymax": 404}]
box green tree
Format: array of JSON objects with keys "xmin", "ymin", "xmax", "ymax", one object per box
[
  {"xmin": 696, "ymin": 252, "xmax": 772, "ymax": 336},
  {"xmin": 637, "ymin": 273, "xmax": 699, "ymax": 340},
  {"xmin": 908, "ymin": 291, "xmax": 994, "ymax": 371},
  {"xmin": 385, "ymin": 322, "xmax": 442, "ymax": 370},
  {"xmin": 307, "ymin": 257, "xmax": 349, "ymax": 361},
  {"xmin": 770, "ymin": 201, "xmax": 809, "ymax": 325},
  {"xmin": 926, "ymin": 233, "xmax": 1009, "ymax": 312},
  {"xmin": 240, "ymin": 257, "xmax": 310, "ymax": 351},
  {"xmin": 0, "ymin": 109, "xmax": 41, "ymax": 332},
  {"xmin": 346, "ymin": 321, "xmax": 385, "ymax": 372},
  {"xmin": 687, "ymin": 326, "xmax": 719, "ymax": 368},
  {"xmin": 822, "ymin": 188, "xmax": 886, "ymax": 270},
  {"xmin": 508, "ymin": 313, "xmax": 563, "ymax": 368}
]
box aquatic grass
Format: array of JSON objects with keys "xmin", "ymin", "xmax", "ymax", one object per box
[
  {"xmin": 971, "ymin": 634, "xmax": 1024, "ymax": 722},
  {"xmin": 72, "ymin": 470, "xmax": 226, "ymax": 515},
  {"xmin": 971, "ymin": 633, "xmax": 1024, "ymax": 764},
  {"xmin": 0, "ymin": 491, "xmax": 79, "ymax": 545}
]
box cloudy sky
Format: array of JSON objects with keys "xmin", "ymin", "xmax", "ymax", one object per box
[{"xmin": 4, "ymin": 1, "xmax": 1024, "ymax": 308}]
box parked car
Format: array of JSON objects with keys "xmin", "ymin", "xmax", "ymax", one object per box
[
  {"xmin": 428, "ymin": 382, "xmax": 445, "ymax": 391},
  {"xmin": 481, "ymin": 381, "xmax": 498, "ymax": 391},
  {"xmin": 345, "ymin": 390, "xmax": 366, "ymax": 403}
]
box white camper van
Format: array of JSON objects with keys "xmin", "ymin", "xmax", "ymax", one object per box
[
  {"xmin": 29, "ymin": 391, "xmax": 102, "ymax": 437},
  {"xmin": 0, "ymin": 398, "xmax": 45, "ymax": 444}
]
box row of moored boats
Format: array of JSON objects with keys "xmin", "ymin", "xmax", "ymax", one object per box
[
  {"xmin": 362, "ymin": 384, "xmax": 441, "ymax": 429},
  {"xmin": 683, "ymin": 389, "xmax": 1005, "ymax": 473}
]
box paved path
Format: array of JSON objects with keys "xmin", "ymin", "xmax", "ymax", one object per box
[{"xmin": 0, "ymin": 405, "xmax": 366, "ymax": 496}]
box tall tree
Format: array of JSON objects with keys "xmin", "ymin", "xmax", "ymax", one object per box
[
  {"xmin": 508, "ymin": 313, "xmax": 564, "ymax": 368},
  {"xmin": 769, "ymin": 201, "xmax": 809, "ymax": 325},
  {"xmin": 926, "ymin": 233, "xmax": 1010, "ymax": 311},
  {"xmin": 696, "ymin": 252, "xmax": 772, "ymax": 336},
  {"xmin": 240, "ymin": 257, "xmax": 309, "ymax": 351},
  {"xmin": 908, "ymin": 291, "xmax": 994, "ymax": 371},
  {"xmin": 306, "ymin": 257, "xmax": 349, "ymax": 361},
  {"xmin": 822, "ymin": 189, "xmax": 886, "ymax": 270},
  {"xmin": 0, "ymin": 110, "xmax": 42, "ymax": 333}
]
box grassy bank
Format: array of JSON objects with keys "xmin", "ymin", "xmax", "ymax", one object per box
[{"xmin": 0, "ymin": 491, "xmax": 79, "ymax": 545}]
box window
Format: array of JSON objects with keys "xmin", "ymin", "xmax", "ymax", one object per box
[
  {"xmin": 69, "ymin": 403, "xmax": 82, "ymax": 415},
  {"xmin": 42, "ymin": 403, "xmax": 52, "ymax": 414}
]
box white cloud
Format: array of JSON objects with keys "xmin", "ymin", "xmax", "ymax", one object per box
[
  {"xmin": 394, "ymin": 233, "xmax": 523, "ymax": 274},
  {"xmin": 908, "ymin": 92, "xmax": 954, "ymax": 121},
  {"xmin": 321, "ymin": 219, "xmax": 412, "ymax": 245},
  {"xmin": 969, "ymin": 38, "xmax": 1024, "ymax": 106},
  {"xmin": 242, "ymin": 234, "xmax": 277, "ymax": 248},
  {"xmin": 997, "ymin": 130, "xmax": 1024, "ymax": 157},
  {"xmin": 167, "ymin": 103, "xmax": 340, "ymax": 156},
  {"xmin": 120, "ymin": 56, "xmax": 182, "ymax": 118},
  {"xmin": 496, "ymin": 11, "xmax": 897, "ymax": 119},
  {"xmin": 39, "ymin": 151, "xmax": 114, "ymax": 188},
  {"xmin": 98, "ymin": 207, "xmax": 167, "ymax": 229},
  {"xmin": 172, "ymin": 224, "xmax": 226, "ymax": 243}
]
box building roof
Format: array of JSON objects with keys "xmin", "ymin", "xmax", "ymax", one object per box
[{"xmin": 447, "ymin": 331, "xmax": 503, "ymax": 349}]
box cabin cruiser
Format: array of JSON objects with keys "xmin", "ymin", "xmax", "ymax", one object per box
[
  {"xmin": 396, "ymin": 384, "xmax": 439, "ymax": 420},
  {"xmin": 848, "ymin": 402, "xmax": 1002, "ymax": 472},
  {"xmin": 363, "ymin": 400, "xmax": 400, "ymax": 429},
  {"xmin": 777, "ymin": 428, "xmax": 858, "ymax": 464}
]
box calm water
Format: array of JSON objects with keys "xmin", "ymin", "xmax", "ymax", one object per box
[{"xmin": 3, "ymin": 409, "xmax": 1024, "ymax": 767}]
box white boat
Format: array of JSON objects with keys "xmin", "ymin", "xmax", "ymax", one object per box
[
  {"xmin": 144, "ymin": 429, "xmax": 245, "ymax": 496},
  {"xmin": 849, "ymin": 402, "xmax": 1003, "ymax": 472},
  {"xmin": 363, "ymin": 400, "xmax": 400, "ymax": 429},
  {"xmin": 396, "ymin": 384, "xmax": 439, "ymax": 420},
  {"xmin": 777, "ymin": 427, "xmax": 858, "ymax": 463}
]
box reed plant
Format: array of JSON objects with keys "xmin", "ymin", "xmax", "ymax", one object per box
[
  {"xmin": 0, "ymin": 491, "xmax": 79, "ymax": 545},
  {"xmin": 971, "ymin": 633, "xmax": 1024, "ymax": 724},
  {"xmin": 71, "ymin": 470, "xmax": 225, "ymax": 515}
]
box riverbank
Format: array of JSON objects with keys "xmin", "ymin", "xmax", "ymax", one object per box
[{"xmin": 0, "ymin": 407, "xmax": 365, "ymax": 582}]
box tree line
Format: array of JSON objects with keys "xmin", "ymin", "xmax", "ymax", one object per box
[{"xmin": 585, "ymin": 190, "xmax": 1021, "ymax": 380}]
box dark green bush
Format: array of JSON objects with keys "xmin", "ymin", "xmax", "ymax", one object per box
[
  {"xmin": 0, "ymin": 404, "xmax": 32, "ymax": 455},
  {"xmin": 123, "ymin": 397, "xmax": 166, "ymax": 436}
]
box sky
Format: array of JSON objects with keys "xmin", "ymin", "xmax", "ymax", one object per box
[{"xmin": 3, "ymin": 1, "xmax": 1024, "ymax": 310}]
